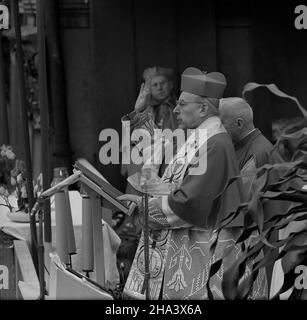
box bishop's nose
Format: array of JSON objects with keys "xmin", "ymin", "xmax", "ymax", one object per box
[{"xmin": 173, "ymin": 104, "xmax": 180, "ymax": 113}]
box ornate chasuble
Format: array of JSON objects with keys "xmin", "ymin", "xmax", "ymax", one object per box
[{"xmin": 124, "ymin": 117, "xmax": 268, "ymax": 299}]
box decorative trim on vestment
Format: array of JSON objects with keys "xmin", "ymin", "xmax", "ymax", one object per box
[{"xmin": 124, "ymin": 117, "xmax": 228, "ymax": 299}]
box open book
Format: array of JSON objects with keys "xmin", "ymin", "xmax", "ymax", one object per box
[{"xmin": 74, "ymin": 158, "xmax": 136, "ymax": 215}]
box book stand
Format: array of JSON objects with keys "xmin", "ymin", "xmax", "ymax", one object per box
[{"xmin": 32, "ymin": 159, "xmax": 136, "ymax": 299}]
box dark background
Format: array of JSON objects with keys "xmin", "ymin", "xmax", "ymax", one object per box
[{"xmin": 3, "ymin": 0, "xmax": 307, "ymax": 190}]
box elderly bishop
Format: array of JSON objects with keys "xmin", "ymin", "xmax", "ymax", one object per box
[{"xmin": 119, "ymin": 67, "xmax": 268, "ymax": 300}]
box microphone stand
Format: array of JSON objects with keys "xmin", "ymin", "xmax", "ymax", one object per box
[
  {"xmin": 129, "ymin": 170, "xmax": 173, "ymax": 301},
  {"xmin": 141, "ymin": 186, "xmax": 150, "ymax": 300},
  {"xmin": 37, "ymin": 208, "xmax": 45, "ymax": 300},
  {"xmin": 31, "ymin": 200, "xmax": 45, "ymax": 299}
]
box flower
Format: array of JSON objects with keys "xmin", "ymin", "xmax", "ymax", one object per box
[
  {"xmin": 0, "ymin": 186, "xmax": 6, "ymax": 195},
  {"xmin": 21, "ymin": 185, "xmax": 27, "ymax": 198},
  {"xmin": 0, "ymin": 184, "xmax": 13, "ymax": 212},
  {"xmin": 33, "ymin": 173, "xmax": 43, "ymax": 198},
  {"xmin": 0, "ymin": 145, "xmax": 15, "ymax": 159},
  {"xmin": 0, "ymin": 145, "xmax": 16, "ymax": 194},
  {"xmin": 6, "ymin": 150, "xmax": 16, "ymax": 160},
  {"xmin": 17, "ymin": 173, "xmax": 23, "ymax": 184},
  {"xmin": 0, "ymin": 145, "xmax": 29, "ymax": 213},
  {"xmin": 10, "ymin": 176, "xmax": 16, "ymax": 186}
]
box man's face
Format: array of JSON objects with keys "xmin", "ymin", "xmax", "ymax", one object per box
[
  {"xmin": 150, "ymin": 75, "xmax": 171, "ymax": 101},
  {"xmin": 173, "ymin": 92, "xmax": 205, "ymax": 129}
]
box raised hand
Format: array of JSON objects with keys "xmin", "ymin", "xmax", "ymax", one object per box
[{"xmin": 134, "ymin": 81, "xmax": 151, "ymax": 113}]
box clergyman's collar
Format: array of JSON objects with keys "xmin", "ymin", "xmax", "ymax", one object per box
[{"xmin": 234, "ymin": 128, "xmax": 260, "ymax": 150}]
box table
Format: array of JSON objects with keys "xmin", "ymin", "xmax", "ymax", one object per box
[
  {"xmin": 1, "ymin": 190, "xmax": 121, "ymax": 299},
  {"xmin": 0, "ymin": 191, "xmax": 83, "ymax": 271},
  {"xmin": 0, "ymin": 191, "xmax": 114, "ymax": 273}
]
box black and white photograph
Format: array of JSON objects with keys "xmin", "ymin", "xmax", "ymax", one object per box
[{"xmin": 0, "ymin": 0, "xmax": 307, "ymax": 314}]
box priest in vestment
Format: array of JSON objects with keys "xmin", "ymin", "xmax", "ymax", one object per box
[
  {"xmin": 121, "ymin": 66, "xmax": 178, "ymax": 194},
  {"xmin": 219, "ymin": 97, "xmax": 290, "ymax": 297},
  {"xmin": 219, "ymin": 97, "xmax": 273, "ymax": 171},
  {"xmin": 119, "ymin": 68, "xmax": 268, "ymax": 300}
]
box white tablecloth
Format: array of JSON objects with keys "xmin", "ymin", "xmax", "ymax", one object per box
[
  {"xmin": 0, "ymin": 191, "xmax": 115, "ymax": 273},
  {"xmin": 1, "ymin": 190, "xmax": 121, "ymax": 296},
  {"xmin": 0, "ymin": 191, "xmax": 84, "ymax": 271}
]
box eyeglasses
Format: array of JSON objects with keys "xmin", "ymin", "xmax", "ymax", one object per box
[{"xmin": 176, "ymin": 99, "xmax": 205, "ymax": 108}]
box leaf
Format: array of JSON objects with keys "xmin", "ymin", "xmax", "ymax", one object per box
[
  {"xmin": 288, "ymin": 288, "xmax": 305, "ymax": 300},
  {"xmin": 260, "ymin": 236, "xmax": 275, "ymax": 249},
  {"xmin": 206, "ymin": 245, "xmax": 236, "ymax": 299},
  {"xmin": 236, "ymin": 225, "xmax": 258, "ymax": 244},
  {"xmin": 273, "ymin": 214, "xmax": 307, "ymax": 232},
  {"xmin": 236, "ymin": 246, "xmax": 281, "ymax": 300},
  {"xmin": 265, "ymin": 191, "xmax": 307, "ymax": 203},
  {"xmin": 279, "ymin": 272, "xmax": 297, "ymax": 295},
  {"xmin": 206, "ymin": 280, "xmax": 214, "ymax": 300},
  {"xmin": 241, "ymin": 241, "xmax": 246, "ymax": 252},
  {"xmin": 222, "ymin": 241, "xmax": 264, "ymax": 299},
  {"xmin": 209, "ymin": 259, "xmax": 223, "ymax": 279},
  {"xmin": 292, "ymin": 213, "xmax": 307, "ymax": 222},
  {"xmin": 209, "ymin": 230, "xmax": 220, "ymax": 255},
  {"xmin": 253, "ymin": 247, "xmax": 280, "ymax": 271},
  {"xmin": 222, "ymin": 259, "xmax": 242, "ymax": 300},
  {"xmin": 242, "ymin": 82, "xmax": 307, "ymax": 119},
  {"xmin": 262, "ymin": 190, "xmax": 285, "ymax": 199},
  {"xmin": 247, "ymin": 194, "xmax": 264, "ymax": 233},
  {"xmin": 255, "ymin": 170, "xmax": 269, "ymax": 192},
  {"xmin": 281, "ymin": 231, "xmax": 307, "ymax": 274},
  {"xmin": 209, "ymin": 175, "xmax": 243, "ymax": 226},
  {"xmin": 264, "ymin": 203, "xmax": 307, "ymax": 224},
  {"xmin": 276, "ymin": 230, "xmax": 307, "ymax": 245},
  {"xmin": 241, "ymin": 170, "xmax": 269, "ymax": 233},
  {"xmin": 206, "ymin": 259, "xmax": 223, "ymax": 288},
  {"xmin": 219, "ymin": 205, "xmax": 247, "ymax": 230},
  {"xmin": 236, "ymin": 269, "xmax": 260, "ymax": 300},
  {"xmin": 267, "ymin": 174, "xmax": 299, "ymax": 191},
  {"xmin": 208, "ymin": 246, "xmax": 235, "ymax": 279},
  {"xmin": 276, "ymin": 250, "xmax": 288, "ymax": 261}
]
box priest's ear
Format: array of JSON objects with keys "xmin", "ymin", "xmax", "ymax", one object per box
[
  {"xmin": 236, "ymin": 117, "xmax": 244, "ymax": 129},
  {"xmin": 199, "ymin": 103, "xmax": 208, "ymax": 117}
]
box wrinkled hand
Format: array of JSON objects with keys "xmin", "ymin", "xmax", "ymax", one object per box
[
  {"xmin": 134, "ymin": 81, "xmax": 151, "ymax": 113},
  {"xmin": 117, "ymin": 194, "xmax": 142, "ymax": 205}
]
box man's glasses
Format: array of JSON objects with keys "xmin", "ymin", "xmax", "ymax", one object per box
[{"xmin": 176, "ymin": 99, "xmax": 205, "ymax": 108}]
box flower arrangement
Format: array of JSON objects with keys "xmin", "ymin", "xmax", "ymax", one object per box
[{"xmin": 0, "ymin": 145, "xmax": 29, "ymax": 213}]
